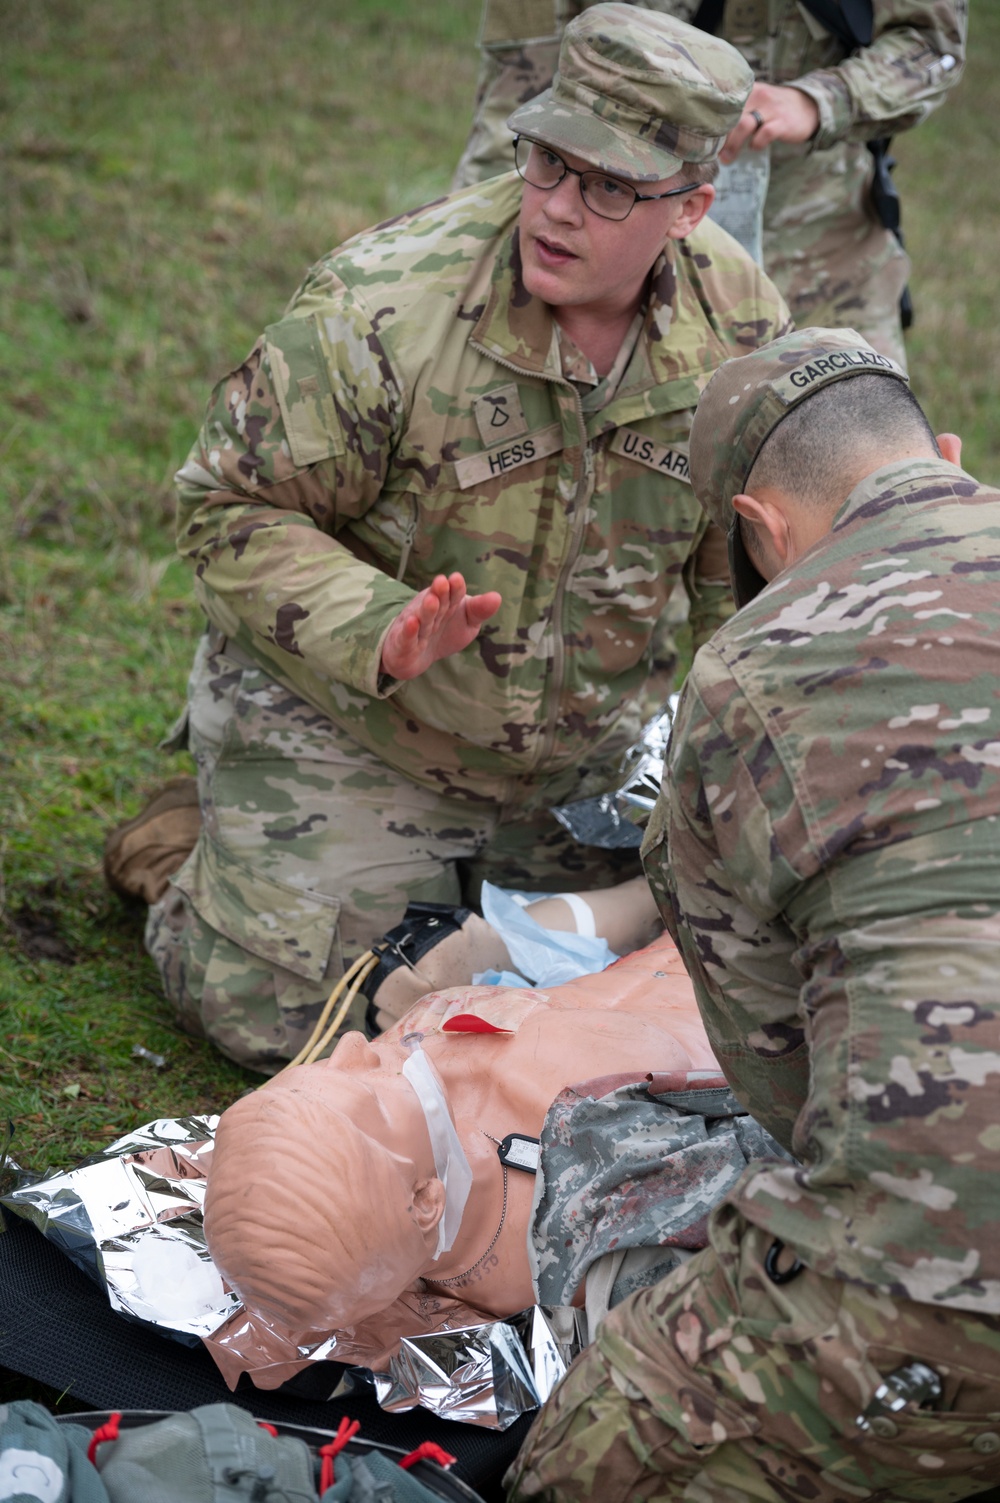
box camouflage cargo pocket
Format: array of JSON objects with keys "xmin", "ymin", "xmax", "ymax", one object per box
[
  {"xmin": 170, "ymin": 835, "xmax": 342, "ymax": 1070},
  {"xmin": 171, "ymin": 832, "xmax": 341, "ymax": 985},
  {"xmin": 829, "ymin": 1392, "xmax": 1000, "ymax": 1498},
  {"xmin": 816, "ymin": 1328, "xmax": 1000, "ymax": 1496},
  {"xmin": 598, "ymin": 1243, "xmax": 761, "ymax": 1455}
]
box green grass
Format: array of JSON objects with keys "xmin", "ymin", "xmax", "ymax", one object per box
[
  {"xmin": 1, "ymin": 0, "xmax": 997, "ymax": 1172},
  {"xmin": 0, "ymin": 5, "xmax": 478, "ymax": 1399},
  {"xmin": 894, "ymin": 1, "xmax": 1000, "ymax": 473},
  {"xmin": 0, "ymin": 0, "xmax": 480, "ymax": 1182}
]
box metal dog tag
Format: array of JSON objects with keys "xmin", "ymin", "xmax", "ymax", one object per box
[{"xmin": 496, "ymin": 1134, "xmax": 540, "ymax": 1174}]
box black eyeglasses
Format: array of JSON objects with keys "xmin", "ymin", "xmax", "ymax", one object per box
[{"xmin": 514, "ymin": 136, "xmax": 701, "ymax": 222}]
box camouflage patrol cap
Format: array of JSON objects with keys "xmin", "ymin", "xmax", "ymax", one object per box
[
  {"xmin": 689, "ymin": 326, "xmax": 909, "ymax": 607},
  {"xmin": 506, "ymin": 2, "xmax": 753, "ymax": 182}
]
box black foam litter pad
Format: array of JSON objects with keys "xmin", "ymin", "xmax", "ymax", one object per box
[{"xmin": 0, "ymin": 1211, "xmax": 531, "ymax": 1501}]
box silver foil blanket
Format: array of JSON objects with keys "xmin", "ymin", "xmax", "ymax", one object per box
[
  {"xmin": 551, "ymin": 700, "xmax": 677, "ymax": 847},
  {"xmin": 0, "ymin": 1117, "xmax": 585, "ymax": 1428},
  {"xmin": 1, "ymin": 1117, "xmax": 236, "ymax": 1343},
  {"xmin": 344, "ymin": 1306, "xmax": 588, "ymax": 1430}
]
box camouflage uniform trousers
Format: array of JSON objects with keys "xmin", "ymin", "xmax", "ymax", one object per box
[
  {"xmin": 145, "ymin": 634, "xmax": 642, "ymax": 1073},
  {"xmin": 760, "ymin": 146, "xmax": 910, "ymax": 371},
  {"xmin": 507, "ymin": 1204, "xmax": 1000, "ymax": 1503}
]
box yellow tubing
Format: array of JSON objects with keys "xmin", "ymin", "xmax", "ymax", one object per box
[
  {"xmin": 300, "ymin": 953, "xmax": 380, "ymax": 1065},
  {"xmin": 282, "ymin": 949, "xmax": 378, "ymax": 1071}
]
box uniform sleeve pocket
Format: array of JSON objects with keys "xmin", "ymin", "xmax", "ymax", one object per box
[{"xmin": 264, "ymin": 312, "xmax": 346, "ymax": 468}]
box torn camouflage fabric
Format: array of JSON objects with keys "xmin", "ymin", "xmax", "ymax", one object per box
[{"xmin": 530, "ymin": 1073, "xmax": 791, "ymax": 1307}]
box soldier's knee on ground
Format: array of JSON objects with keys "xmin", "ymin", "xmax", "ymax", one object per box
[{"xmin": 145, "ymin": 887, "xmax": 346, "ymax": 1074}]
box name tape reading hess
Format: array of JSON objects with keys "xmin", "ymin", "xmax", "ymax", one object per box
[{"xmin": 454, "ymin": 423, "xmax": 563, "ymax": 489}]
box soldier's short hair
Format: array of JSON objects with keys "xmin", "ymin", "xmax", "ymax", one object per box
[{"xmin": 747, "ymin": 372, "xmax": 938, "ymax": 511}]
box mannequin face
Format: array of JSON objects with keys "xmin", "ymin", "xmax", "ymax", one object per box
[
  {"xmin": 309, "ymin": 1032, "xmax": 428, "ymax": 1165},
  {"xmin": 204, "ymin": 1081, "xmax": 438, "ymax": 1336}
]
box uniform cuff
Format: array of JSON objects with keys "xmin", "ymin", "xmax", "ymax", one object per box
[
  {"xmin": 342, "ymin": 607, "xmax": 411, "ymax": 699},
  {"xmin": 791, "ymin": 71, "xmax": 854, "ymax": 151}
]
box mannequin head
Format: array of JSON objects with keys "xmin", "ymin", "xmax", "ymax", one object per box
[
  {"xmin": 204, "ymin": 1075, "xmax": 444, "ymax": 1334},
  {"xmin": 205, "ymin": 939, "xmax": 715, "ymax": 1345}
]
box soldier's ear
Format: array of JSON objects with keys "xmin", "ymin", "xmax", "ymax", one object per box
[
  {"xmin": 936, "ymin": 432, "xmax": 962, "ymax": 466},
  {"xmin": 410, "ymin": 1177, "xmax": 446, "ymax": 1241},
  {"xmin": 733, "ymin": 492, "xmax": 791, "ymax": 573},
  {"xmin": 666, "ymin": 183, "xmax": 715, "ymax": 241}
]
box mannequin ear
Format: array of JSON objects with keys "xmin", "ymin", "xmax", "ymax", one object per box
[{"xmin": 410, "ymin": 1177, "xmax": 446, "ymax": 1241}]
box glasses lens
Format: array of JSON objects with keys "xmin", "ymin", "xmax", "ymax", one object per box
[
  {"xmin": 515, "ymin": 138, "xmax": 564, "ymax": 188},
  {"xmin": 580, "ymin": 172, "xmax": 637, "ymax": 221}
]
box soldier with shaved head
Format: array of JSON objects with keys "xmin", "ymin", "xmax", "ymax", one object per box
[{"xmin": 509, "ymin": 328, "xmax": 1000, "ymax": 1500}]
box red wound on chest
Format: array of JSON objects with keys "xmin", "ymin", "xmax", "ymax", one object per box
[{"xmin": 441, "ymin": 1014, "xmax": 513, "ymax": 1034}]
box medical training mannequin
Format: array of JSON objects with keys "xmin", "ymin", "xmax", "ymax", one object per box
[{"xmin": 204, "ymin": 933, "xmax": 715, "ymax": 1356}]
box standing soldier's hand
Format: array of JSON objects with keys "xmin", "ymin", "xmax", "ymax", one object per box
[
  {"xmin": 380, "ymin": 573, "xmax": 502, "ymax": 681},
  {"xmin": 721, "ymin": 82, "xmax": 820, "ymax": 161}
]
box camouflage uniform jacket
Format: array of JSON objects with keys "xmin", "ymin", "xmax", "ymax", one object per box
[
  {"xmin": 724, "ymin": 0, "xmax": 966, "ymax": 349},
  {"xmin": 468, "ymin": 0, "xmax": 965, "ymax": 149},
  {"xmin": 642, "ymin": 458, "xmax": 1000, "ymax": 1314},
  {"xmin": 175, "ymin": 174, "xmax": 789, "ymax": 803},
  {"xmin": 707, "ymin": 0, "xmax": 965, "ymax": 146}
]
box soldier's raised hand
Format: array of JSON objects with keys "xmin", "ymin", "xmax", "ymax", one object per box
[{"xmin": 380, "ymin": 573, "xmax": 502, "ymax": 681}]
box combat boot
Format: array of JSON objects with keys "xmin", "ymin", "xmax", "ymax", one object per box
[{"xmin": 103, "ymin": 776, "xmax": 200, "ymax": 905}]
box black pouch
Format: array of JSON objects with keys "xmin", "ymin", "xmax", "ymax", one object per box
[{"xmin": 361, "ymin": 903, "xmax": 473, "ymax": 1038}]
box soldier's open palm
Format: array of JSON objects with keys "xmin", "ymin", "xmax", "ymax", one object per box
[{"xmin": 381, "ymin": 573, "xmax": 502, "ymax": 681}]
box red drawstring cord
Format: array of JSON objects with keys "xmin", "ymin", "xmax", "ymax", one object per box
[
  {"xmin": 87, "ymin": 1412, "xmax": 122, "ymax": 1466},
  {"xmin": 399, "ymin": 1441, "xmax": 457, "ymax": 1471},
  {"xmin": 88, "ymin": 1412, "xmax": 454, "ymax": 1488},
  {"xmin": 318, "ymin": 1416, "xmax": 361, "ymax": 1492}
]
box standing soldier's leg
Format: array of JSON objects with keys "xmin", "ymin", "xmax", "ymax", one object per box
[
  {"xmin": 764, "ymin": 143, "xmax": 910, "ymax": 369},
  {"xmin": 451, "ymin": 0, "xmax": 561, "ymax": 189}
]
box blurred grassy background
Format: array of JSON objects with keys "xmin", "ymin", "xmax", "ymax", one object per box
[
  {"xmin": 0, "ymin": 0, "xmax": 997, "ymax": 1181},
  {"xmin": 894, "ymin": 4, "xmax": 1000, "ymax": 468}
]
